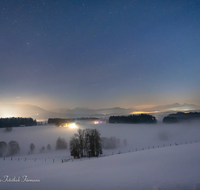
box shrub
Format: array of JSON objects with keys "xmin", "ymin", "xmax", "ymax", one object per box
[
  {"xmin": 0, "ymin": 141, "xmax": 7, "ymax": 157},
  {"xmin": 4, "ymin": 127, "xmax": 13, "ymax": 132},
  {"xmin": 56, "ymin": 137, "xmax": 67, "ymax": 150},
  {"xmin": 123, "ymin": 139, "xmax": 127, "ymax": 146},
  {"xmin": 8, "ymin": 141, "xmax": 20, "ymax": 156},
  {"xmin": 47, "ymin": 144, "xmax": 51, "ymax": 151},
  {"xmin": 40, "ymin": 146, "xmax": 45, "ymax": 153},
  {"xmin": 30, "ymin": 143, "xmax": 35, "ymax": 153}
]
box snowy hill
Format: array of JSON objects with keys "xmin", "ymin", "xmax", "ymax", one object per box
[{"xmin": 1, "ymin": 122, "xmax": 200, "ymax": 189}]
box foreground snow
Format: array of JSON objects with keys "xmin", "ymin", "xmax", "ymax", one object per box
[
  {"xmin": 1, "ymin": 143, "xmax": 200, "ymax": 190},
  {"xmin": 1, "ymin": 122, "xmax": 200, "ymax": 189}
]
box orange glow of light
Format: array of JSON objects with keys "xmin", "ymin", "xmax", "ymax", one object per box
[
  {"xmin": 63, "ymin": 123, "xmax": 77, "ymax": 129},
  {"xmin": 0, "ymin": 112, "xmax": 15, "ymax": 118},
  {"xmin": 68, "ymin": 123, "xmax": 77, "ymax": 128},
  {"xmin": 131, "ymin": 111, "xmax": 159, "ymax": 114}
]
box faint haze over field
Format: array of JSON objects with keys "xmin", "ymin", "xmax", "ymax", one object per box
[{"xmin": 0, "ymin": 0, "xmax": 200, "ymax": 110}]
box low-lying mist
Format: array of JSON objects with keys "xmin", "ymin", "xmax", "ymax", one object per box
[{"xmin": 1, "ymin": 121, "xmax": 200, "ymax": 157}]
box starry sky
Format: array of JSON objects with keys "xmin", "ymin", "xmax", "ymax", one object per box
[{"xmin": 1, "ymin": 0, "xmax": 200, "ymax": 110}]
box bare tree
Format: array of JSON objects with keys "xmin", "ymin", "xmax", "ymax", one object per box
[{"xmin": 70, "ymin": 128, "xmax": 102, "ymax": 158}]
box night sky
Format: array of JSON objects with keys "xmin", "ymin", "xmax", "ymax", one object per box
[{"xmin": 1, "ymin": 0, "xmax": 200, "ymax": 110}]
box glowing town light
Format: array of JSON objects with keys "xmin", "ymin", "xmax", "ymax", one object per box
[
  {"xmin": 68, "ymin": 123, "xmax": 77, "ymax": 129},
  {"xmin": 94, "ymin": 121, "xmax": 104, "ymax": 124},
  {"xmin": 1, "ymin": 113, "xmax": 15, "ymax": 118}
]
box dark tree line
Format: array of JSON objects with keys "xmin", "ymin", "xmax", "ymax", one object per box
[
  {"xmin": 0, "ymin": 117, "xmax": 37, "ymax": 128},
  {"xmin": 109, "ymin": 114, "xmax": 157, "ymax": 124},
  {"xmin": 163, "ymin": 112, "xmax": 200, "ymax": 123},
  {"xmin": 70, "ymin": 128, "xmax": 102, "ymax": 158},
  {"xmin": 48, "ymin": 118, "xmax": 74, "ymax": 125},
  {"xmin": 163, "ymin": 116, "xmax": 178, "ymax": 123},
  {"xmin": 48, "ymin": 117, "xmax": 99, "ymax": 125}
]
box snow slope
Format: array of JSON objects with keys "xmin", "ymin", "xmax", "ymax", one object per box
[
  {"xmin": 1, "ymin": 143, "xmax": 200, "ymax": 190},
  {"xmin": 1, "ymin": 122, "xmax": 200, "ymax": 189}
]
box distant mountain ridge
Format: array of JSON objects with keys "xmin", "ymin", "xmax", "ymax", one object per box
[
  {"xmin": 143, "ymin": 103, "xmax": 199, "ymax": 112},
  {"xmin": 0, "ymin": 104, "xmax": 59, "ymax": 120},
  {"xmin": 0, "ymin": 103, "xmax": 199, "ymax": 120},
  {"xmin": 51, "ymin": 107, "xmax": 135, "ymax": 116},
  {"xmin": 0, "ymin": 104, "xmax": 135, "ymax": 120}
]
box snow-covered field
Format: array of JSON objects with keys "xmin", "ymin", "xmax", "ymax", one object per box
[{"xmin": 1, "ymin": 122, "xmax": 200, "ymax": 189}]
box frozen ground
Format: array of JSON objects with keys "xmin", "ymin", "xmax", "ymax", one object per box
[{"xmin": 0, "ymin": 122, "xmax": 200, "ymax": 189}]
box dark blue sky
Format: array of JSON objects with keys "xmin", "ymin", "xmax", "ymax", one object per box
[{"xmin": 1, "ymin": 0, "xmax": 200, "ymax": 110}]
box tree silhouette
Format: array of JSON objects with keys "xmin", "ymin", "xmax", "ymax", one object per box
[
  {"xmin": 70, "ymin": 128, "xmax": 102, "ymax": 158},
  {"xmin": 30, "ymin": 143, "xmax": 35, "ymax": 153},
  {"xmin": 56, "ymin": 137, "xmax": 67, "ymax": 150},
  {"xmin": 8, "ymin": 141, "xmax": 20, "ymax": 155},
  {"xmin": 0, "ymin": 141, "xmax": 7, "ymax": 157}
]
